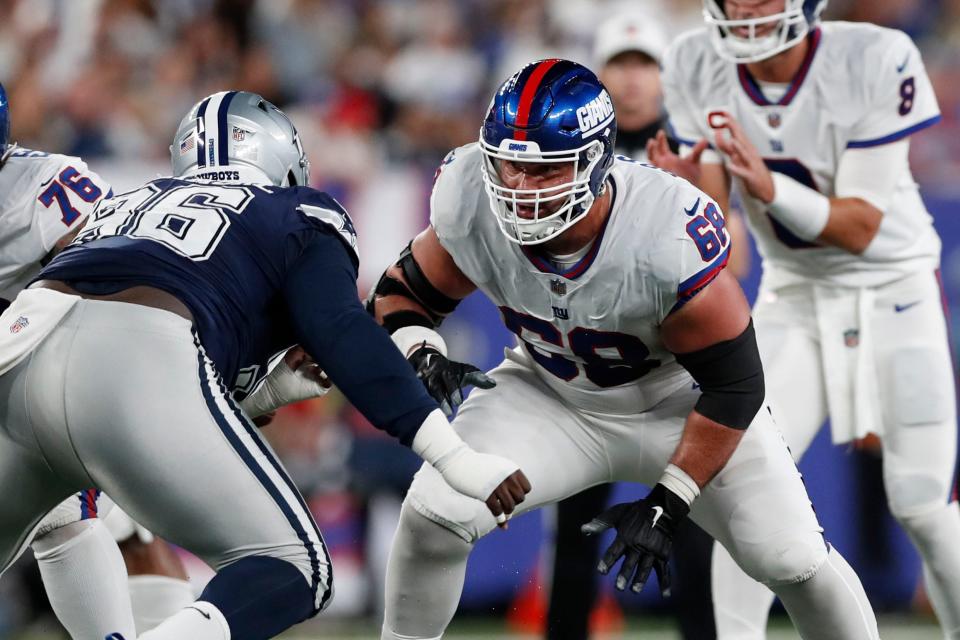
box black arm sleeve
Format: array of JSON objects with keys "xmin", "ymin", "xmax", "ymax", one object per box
[
  {"xmin": 283, "ymin": 232, "xmax": 438, "ymax": 446},
  {"xmin": 673, "ymin": 319, "xmax": 765, "ymax": 430}
]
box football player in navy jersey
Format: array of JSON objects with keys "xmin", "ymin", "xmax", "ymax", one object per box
[{"xmin": 0, "ymin": 90, "xmax": 529, "ymax": 640}]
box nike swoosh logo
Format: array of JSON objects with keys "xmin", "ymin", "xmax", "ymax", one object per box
[
  {"xmin": 894, "ymin": 300, "xmax": 921, "ymax": 313},
  {"xmin": 188, "ymin": 606, "xmax": 212, "ymax": 620},
  {"xmin": 651, "ymin": 505, "xmax": 664, "ymax": 527},
  {"xmin": 683, "ymin": 197, "xmax": 701, "ymax": 216},
  {"xmin": 897, "ymin": 53, "xmax": 910, "ymax": 73}
]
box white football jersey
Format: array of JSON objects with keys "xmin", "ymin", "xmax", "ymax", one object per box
[
  {"xmin": 662, "ymin": 22, "xmax": 941, "ymax": 289},
  {"xmin": 431, "ymin": 143, "xmax": 731, "ymax": 414},
  {"xmin": 0, "ymin": 148, "xmax": 110, "ymax": 301}
]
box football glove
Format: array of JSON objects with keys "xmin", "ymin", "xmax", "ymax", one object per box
[
  {"xmin": 581, "ymin": 483, "xmax": 690, "ymax": 597},
  {"xmin": 408, "ymin": 343, "xmax": 496, "ymax": 416}
]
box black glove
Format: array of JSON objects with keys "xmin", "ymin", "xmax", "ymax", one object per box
[
  {"xmin": 581, "ymin": 483, "xmax": 690, "ymax": 597},
  {"xmin": 408, "ymin": 343, "xmax": 496, "ymax": 416}
]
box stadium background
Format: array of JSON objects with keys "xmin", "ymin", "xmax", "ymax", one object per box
[{"xmin": 2, "ymin": 0, "xmax": 960, "ymax": 637}]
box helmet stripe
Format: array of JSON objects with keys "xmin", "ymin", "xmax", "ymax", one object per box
[
  {"xmin": 513, "ymin": 59, "xmax": 561, "ymax": 141},
  {"xmin": 195, "ymin": 96, "xmax": 211, "ymax": 168},
  {"xmin": 202, "ymin": 92, "xmax": 228, "ymax": 167},
  {"xmin": 216, "ymin": 91, "xmax": 239, "ymax": 166}
]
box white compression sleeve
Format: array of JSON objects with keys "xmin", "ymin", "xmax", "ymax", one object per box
[
  {"xmin": 33, "ymin": 520, "xmax": 137, "ymax": 640},
  {"xmin": 835, "ymin": 139, "xmax": 910, "ymax": 212}
]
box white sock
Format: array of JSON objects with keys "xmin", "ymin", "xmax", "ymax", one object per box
[
  {"xmin": 381, "ymin": 503, "xmax": 473, "ymax": 639},
  {"xmin": 899, "ymin": 502, "xmax": 960, "ymax": 639},
  {"xmin": 33, "ymin": 520, "xmax": 137, "ymax": 640},
  {"xmin": 773, "ymin": 546, "xmax": 879, "ymax": 640},
  {"xmin": 128, "ymin": 575, "xmax": 196, "ymax": 634},
  {"xmin": 711, "ymin": 540, "xmax": 776, "ymax": 639},
  {"xmin": 137, "ymin": 600, "xmax": 230, "ymax": 640}
]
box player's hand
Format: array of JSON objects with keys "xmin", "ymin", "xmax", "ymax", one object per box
[
  {"xmin": 709, "ymin": 111, "xmax": 775, "ymax": 203},
  {"xmin": 239, "ymin": 346, "xmax": 332, "ymax": 418},
  {"xmin": 646, "ymin": 129, "xmax": 709, "ymax": 185},
  {"xmin": 408, "ymin": 343, "xmax": 496, "ymax": 416},
  {"xmin": 581, "ymin": 484, "xmax": 689, "ymax": 597},
  {"xmin": 486, "ymin": 470, "xmax": 532, "ymax": 530}
]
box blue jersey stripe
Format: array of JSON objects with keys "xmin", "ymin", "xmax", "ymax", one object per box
[
  {"xmin": 217, "ymin": 373, "xmax": 333, "ymax": 611},
  {"xmin": 195, "ymin": 97, "xmax": 211, "ymax": 168},
  {"xmin": 846, "ymin": 115, "xmax": 941, "ymax": 149},
  {"xmin": 217, "ymin": 91, "xmax": 239, "ymax": 166}
]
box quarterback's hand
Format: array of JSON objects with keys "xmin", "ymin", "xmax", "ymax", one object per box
[
  {"xmin": 709, "ymin": 111, "xmax": 775, "ymax": 203},
  {"xmin": 646, "ymin": 129, "xmax": 709, "ymax": 185},
  {"xmin": 239, "ymin": 346, "xmax": 332, "ymax": 418},
  {"xmin": 582, "ymin": 484, "xmax": 690, "ymax": 596},
  {"xmin": 408, "ymin": 344, "xmax": 496, "ymax": 416}
]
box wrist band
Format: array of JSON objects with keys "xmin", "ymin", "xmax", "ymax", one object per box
[
  {"xmin": 658, "ymin": 463, "xmax": 700, "ymax": 507},
  {"xmin": 768, "ymin": 172, "xmax": 830, "ymax": 242},
  {"xmin": 392, "ymin": 325, "xmax": 447, "ymax": 358}
]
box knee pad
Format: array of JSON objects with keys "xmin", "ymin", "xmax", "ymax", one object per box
[
  {"xmin": 885, "ymin": 469, "xmax": 951, "ymax": 522},
  {"xmin": 733, "ymin": 531, "xmax": 828, "ymax": 588},
  {"xmin": 31, "ymin": 520, "xmax": 95, "ymax": 556},
  {"xmin": 34, "ymin": 491, "xmax": 113, "ymax": 540},
  {"xmin": 405, "ymin": 462, "xmax": 495, "ymax": 543},
  {"xmin": 398, "ymin": 501, "xmax": 475, "ymax": 560}
]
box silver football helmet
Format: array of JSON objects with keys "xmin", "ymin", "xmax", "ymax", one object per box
[{"xmin": 170, "ymin": 91, "xmax": 310, "ymax": 186}]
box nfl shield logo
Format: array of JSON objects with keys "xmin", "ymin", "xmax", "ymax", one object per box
[
  {"xmin": 843, "ymin": 329, "xmax": 860, "ymax": 348},
  {"xmin": 550, "ymin": 279, "xmax": 567, "ymax": 296},
  {"xmin": 232, "ymin": 126, "xmax": 246, "ymax": 142},
  {"xmin": 9, "ymin": 316, "xmax": 28, "ymax": 334},
  {"xmin": 767, "ymin": 112, "xmax": 782, "ymax": 128}
]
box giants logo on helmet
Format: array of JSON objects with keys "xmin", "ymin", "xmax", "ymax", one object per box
[{"xmin": 575, "ymin": 90, "xmax": 615, "ymax": 138}]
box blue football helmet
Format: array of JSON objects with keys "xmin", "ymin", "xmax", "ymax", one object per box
[
  {"xmin": 703, "ymin": 0, "xmax": 827, "ymax": 63},
  {"xmin": 0, "ymin": 82, "xmax": 10, "ymax": 157},
  {"xmin": 480, "ymin": 59, "xmax": 617, "ymax": 245}
]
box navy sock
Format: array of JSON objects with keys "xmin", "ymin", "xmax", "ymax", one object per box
[{"xmin": 200, "ymin": 556, "xmax": 316, "ymax": 640}]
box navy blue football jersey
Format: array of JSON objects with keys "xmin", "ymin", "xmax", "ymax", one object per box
[
  {"xmin": 41, "ymin": 178, "xmax": 356, "ymax": 384},
  {"xmin": 38, "ymin": 178, "xmax": 435, "ymax": 443}
]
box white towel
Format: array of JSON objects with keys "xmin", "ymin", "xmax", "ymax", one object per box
[
  {"xmin": 0, "ymin": 288, "xmax": 79, "ymax": 376},
  {"xmin": 813, "ymin": 284, "xmax": 881, "ymax": 443}
]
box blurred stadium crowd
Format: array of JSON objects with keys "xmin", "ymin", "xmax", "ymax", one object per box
[{"xmin": 3, "ymin": 0, "xmax": 960, "ymax": 636}]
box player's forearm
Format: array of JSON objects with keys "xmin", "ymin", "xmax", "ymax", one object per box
[
  {"xmin": 817, "ymin": 197, "xmax": 883, "ymax": 254},
  {"xmin": 669, "ymin": 411, "xmax": 745, "ymax": 488},
  {"xmin": 767, "ymin": 173, "xmax": 882, "ymax": 255}
]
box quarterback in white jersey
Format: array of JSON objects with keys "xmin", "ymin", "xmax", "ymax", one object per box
[
  {"xmin": 370, "ymin": 59, "xmax": 880, "ymax": 640},
  {"xmin": 652, "ymin": 1, "xmax": 960, "ymax": 638}
]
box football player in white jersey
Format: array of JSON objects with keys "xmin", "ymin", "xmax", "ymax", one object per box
[
  {"xmin": 370, "ymin": 59, "xmax": 881, "ymax": 640},
  {"xmin": 0, "ymin": 81, "xmax": 204, "ymax": 638},
  {"xmin": 0, "ymin": 81, "xmax": 145, "ymax": 638},
  {"xmin": 650, "ymin": 1, "xmax": 960, "ymax": 638}
]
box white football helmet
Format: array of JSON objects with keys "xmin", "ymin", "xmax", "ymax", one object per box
[{"xmin": 703, "ymin": 0, "xmax": 827, "ymax": 63}]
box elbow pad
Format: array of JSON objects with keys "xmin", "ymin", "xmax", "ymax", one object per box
[
  {"xmin": 365, "ymin": 241, "xmax": 461, "ymax": 332},
  {"xmin": 673, "ymin": 320, "xmax": 764, "ymax": 430}
]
